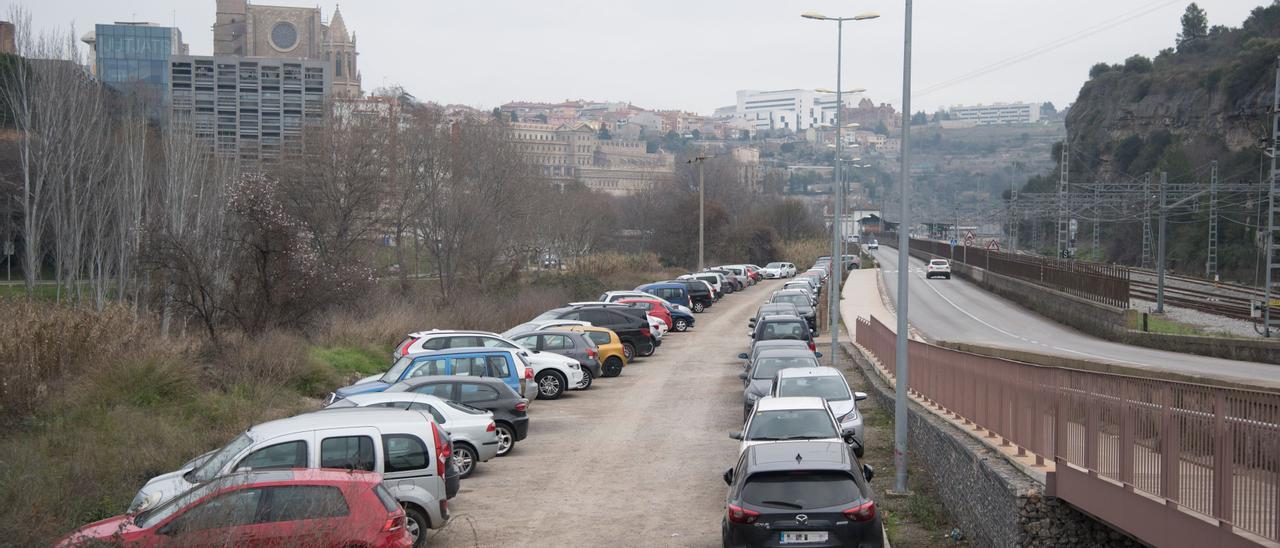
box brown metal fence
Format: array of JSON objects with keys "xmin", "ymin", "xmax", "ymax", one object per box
[
  {"xmin": 856, "ymin": 315, "xmax": 1280, "ymax": 544},
  {"xmin": 893, "ymin": 237, "xmax": 1131, "ymax": 308}
]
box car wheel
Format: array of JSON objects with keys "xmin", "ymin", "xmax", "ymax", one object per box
[
  {"xmin": 454, "ymin": 443, "xmax": 478, "ymax": 478},
  {"xmin": 622, "ymin": 342, "xmax": 637, "ymax": 361},
  {"xmin": 536, "ymin": 371, "xmax": 565, "ymax": 400},
  {"xmin": 576, "ymin": 367, "xmax": 593, "ymax": 389},
  {"xmin": 495, "ymin": 423, "xmax": 515, "ymax": 456},
  {"xmin": 692, "ymin": 301, "xmax": 706, "ymax": 313},
  {"xmin": 603, "ymin": 356, "xmax": 624, "ymax": 377},
  {"xmin": 638, "ymin": 342, "xmax": 656, "ymax": 357},
  {"xmin": 404, "ymin": 506, "xmax": 429, "ymax": 548},
  {"xmin": 946, "ymin": 274, "xmax": 951, "ymax": 279},
  {"xmin": 673, "ymin": 318, "xmax": 690, "ymax": 332}
]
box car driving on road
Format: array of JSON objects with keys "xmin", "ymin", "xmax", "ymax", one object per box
[{"xmin": 927, "ymin": 258, "xmax": 952, "ymax": 279}]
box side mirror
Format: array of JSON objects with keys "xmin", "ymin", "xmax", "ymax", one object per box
[
  {"xmin": 729, "ymin": 431, "xmax": 743, "ymax": 440},
  {"xmin": 854, "ymin": 392, "xmax": 868, "ymax": 402},
  {"xmin": 723, "ymin": 467, "xmax": 735, "ymax": 485},
  {"xmin": 862, "ymin": 464, "xmax": 875, "ymax": 482},
  {"xmin": 737, "ymin": 353, "xmax": 749, "ymax": 360},
  {"xmin": 748, "ymin": 332, "xmax": 755, "ymax": 339},
  {"xmin": 738, "ymin": 372, "xmax": 748, "ymax": 381},
  {"xmin": 814, "ymin": 352, "xmax": 823, "ymax": 358}
]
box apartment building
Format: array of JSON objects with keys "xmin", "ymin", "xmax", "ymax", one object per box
[
  {"xmin": 509, "ymin": 121, "xmax": 675, "ymax": 195},
  {"xmin": 733, "ymin": 89, "xmax": 857, "ymax": 131},
  {"xmin": 949, "ymin": 102, "xmax": 1041, "ymax": 125}
]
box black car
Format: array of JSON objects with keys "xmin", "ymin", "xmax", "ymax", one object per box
[
  {"xmin": 748, "ymin": 303, "xmax": 801, "ymax": 329},
  {"xmin": 722, "ymin": 441, "xmax": 881, "ymax": 548},
  {"xmin": 706, "ymin": 269, "xmax": 744, "ymax": 291},
  {"xmin": 750, "ymin": 314, "xmax": 815, "ymax": 353},
  {"xmin": 770, "ymin": 290, "xmax": 819, "ymax": 334},
  {"xmin": 535, "ymin": 304, "xmax": 657, "ymax": 360},
  {"xmin": 388, "ymin": 376, "xmax": 529, "ymax": 457},
  {"xmin": 661, "ymin": 279, "xmax": 715, "ymax": 311}
]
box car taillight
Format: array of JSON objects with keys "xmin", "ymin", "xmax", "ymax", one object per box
[
  {"xmin": 486, "ymin": 421, "xmax": 496, "ymax": 432},
  {"xmin": 843, "ymin": 500, "xmax": 877, "ymax": 522},
  {"xmin": 727, "ymin": 504, "xmax": 760, "ymax": 524},
  {"xmin": 586, "ymin": 347, "xmax": 597, "ymax": 359},
  {"xmin": 514, "ymin": 400, "xmax": 528, "ymax": 412},
  {"xmin": 524, "ymin": 366, "xmax": 534, "ymax": 380},
  {"xmin": 808, "ymin": 340, "xmax": 816, "ymax": 352},
  {"xmin": 430, "ymin": 422, "xmax": 448, "ymax": 476},
  {"xmin": 382, "ymin": 514, "xmax": 406, "ymax": 532}
]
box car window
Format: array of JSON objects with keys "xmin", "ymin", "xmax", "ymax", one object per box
[
  {"xmin": 235, "ymin": 440, "xmax": 307, "ymax": 471},
  {"xmin": 559, "ymin": 310, "xmax": 582, "ymax": 321},
  {"xmin": 406, "ymin": 357, "xmax": 447, "ymax": 379},
  {"xmin": 421, "ymin": 338, "xmax": 448, "ymax": 351},
  {"xmin": 542, "ymin": 335, "xmax": 573, "ymax": 351},
  {"xmin": 459, "ymin": 383, "xmax": 500, "ymax": 403},
  {"xmin": 382, "ymin": 434, "xmax": 428, "ymax": 473},
  {"xmin": 481, "ymin": 336, "xmax": 516, "ymax": 349},
  {"xmin": 167, "ymin": 488, "xmax": 263, "ymax": 534},
  {"xmin": 319, "ymin": 435, "xmax": 375, "ymax": 471},
  {"xmin": 585, "ymin": 331, "xmax": 611, "ymax": 346},
  {"xmin": 446, "ymin": 336, "xmax": 485, "ymax": 348},
  {"xmin": 745, "ymin": 409, "xmax": 839, "ymax": 441},
  {"xmin": 372, "ymin": 484, "xmax": 399, "ymax": 513},
  {"xmin": 367, "ymin": 401, "xmax": 410, "ymax": 409},
  {"xmin": 762, "ymin": 322, "xmax": 805, "ymax": 340},
  {"xmin": 578, "ymin": 309, "xmax": 614, "ymax": 325},
  {"xmin": 404, "ymin": 402, "xmax": 446, "ymax": 423},
  {"xmin": 752, "ymin": 357, "xmax": 820, "ymax": 379},
  {"xmin": 258, "ymin": 485, "xmax": 349, "ymax": 523},
  {"xmin": 777, "ymin": 376, "xmax": 853, "ymax": 401},
  {"xmin": 411, "ymin": 382, "xmax": 454, "ymax": 399},
  {"xmin": 486, "ymin": 355, "xmax": 511, "ymax": 378},
  {"xmin": 189, "ymin": 433, "xmax": 254, "ymax": 483},
  {"xmin": 741, "ymin": 472, "xmax": 859, "ymax": 510},
  {"xmin": 513, "ymin": 336, "xmax": 538, "ymax": 350},
  {"xmin": 452, "ymin": 356, "xmax": 487, "ymax": 376}
]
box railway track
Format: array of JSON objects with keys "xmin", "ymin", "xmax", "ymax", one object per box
[{"xmin": 1128, "ymin": 267, "xmax": 1262, "ymax": 321}]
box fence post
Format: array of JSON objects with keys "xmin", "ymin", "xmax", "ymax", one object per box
[
  {"xmin": 1054, "ymin": 372, "xmax": 1067, "ymax": 464},
  {"xmin": 1212, "ymin": 390, "xmax": 1233, "ymax": 529},
  {"xmin": 1119, "ymin": 382, "xmax": 1134, "ymax": 490},
  {"xmin": 1161, "ymin": 387, "xmax": 1181, "ymax": 505},
  {"xmin": 1086, "ymin": 380, "xmax": 1100, "ymax": 475}
]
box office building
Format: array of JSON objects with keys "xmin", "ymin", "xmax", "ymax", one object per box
[
  {"xmin": 733, "ymin": 89, "xmax": 857, "ymax": 132},
  {"xmin": 169, "ymin": 55, "xmax": 329, "ymax": 164},
  {"xmin": 949, "ymin": 102, "xmax": 1041, "ymax": 125},
  {"xmin": 82, "ymin": 22, "xmax": 188, "ymax": 101},
  {"xmin": 213, "ymin": 0, "xmax": 360, "ymax": 97}
]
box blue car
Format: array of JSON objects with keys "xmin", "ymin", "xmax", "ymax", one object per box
[
  {"xmin": 663, "ymin": 301, "xmax": 695, "ymax": 332},
  {"xmin": 328, "ymin": 347, "xmax": 524, "ymax": 403}
]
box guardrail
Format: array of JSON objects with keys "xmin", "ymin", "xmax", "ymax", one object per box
[
  {"xmin": 889, "ymin": 236, "xmax": 1130, "ymax": 308},
  {"xmin": 856, "ymin": 315, "xmax": 1279, "ymax": 545}
]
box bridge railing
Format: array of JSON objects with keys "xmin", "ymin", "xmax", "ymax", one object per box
[{"xmin": 856, "ymin": 315, "xmax": 1279, "ymax": 545}]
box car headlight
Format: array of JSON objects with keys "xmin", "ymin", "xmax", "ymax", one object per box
[
  {"xmin": 839, "ymin": 411, "xmax": 859, "ymax": 423},
  {"xmin": 745, "ymin": 392, "xmax": 760, "ymax": 403},
  {"xmin": 569, "ymin": 362, "xmax": 581, "ymax": 370},
  {"xmin": 130, "ymin": 490, "xmax": 162, "ymax": 513}
]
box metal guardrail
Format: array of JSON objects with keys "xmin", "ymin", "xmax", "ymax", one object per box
[
  {"xmin": 856, "ymin": 315, "xmax": 1279, "ymax": 545},
  {"xmin": 891, "ymin": 236, "xmax": 1131, "ymax": 308}
]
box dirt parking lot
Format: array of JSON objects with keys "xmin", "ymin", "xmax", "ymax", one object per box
[{"xmin": 428, "ymin": 281, "xmax": 784, "ymax": 547}]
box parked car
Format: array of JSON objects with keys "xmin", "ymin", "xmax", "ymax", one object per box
[
  {"xmin": 500, "ymin": 319, "xmax": 591, "ymax": 338},
  {"xmin": 760, "ymin": 262, "xmax": 797, "ymax": 278},
  {"xmin": 534, "ymin": 304, "xmax": 657, "ymax": 361},
  {"xmin": 326, "ymin": 392, "xmax": 500, "ymax": 478},
  {"xmin": 738, "ymin": 340, "xmax": 819, "ymax": 370},
  {"xmin": 387, "ymin": 376, "xmax": 528, "ymax": 457},
  {"xmin": 561, "ymin": 325, "xmax": 628, "ymax": 377},
  {"xmin": 128, "ymin": 408, "xmax": 451, "ymax": 547},
  {"xmin": 736, "ymin": 348, "xmax": 822, "ymax": 420},
  {"xmin": 731, "ymin": 396, "xmax": 853, "ymax": 455},
  {"xmin": 616, "ymin": 297, "xmax": 674, "ymax": 332},
  {"xmin": 789, "ymin": 276, "xmax": 822, "ymax": 300},
  {"xmin": 681, "ymin": 272, "xmax": 726, "ymax": 297},
  {"xmin": 747, "ymin": 302, "xmax": 801, "ymax": 330},
  {"xmin": 743, "ymin": 264, "xmax": 763, "ymax": 282},
  {"xmin": 601, "ymin": 290, "xmax": 697, "ymax": 317},
  {"xmin": 721, "ymin": 441, "xmax": 881, "ymax": 548},
  {"xmin": 388, "ymin": 329, "xmax": 584, "ymax": 396},
  {"xmin": 750, "ymin": 314, "xmax": 816, "ymax": 354},
  {"xmin": 780, "ymin": 282, "xmax": 818, "ymax": 306},
  {"xmin": 65, "ymin": 469, "xmax": 412, "ymax": 548},
  {"xmin": 768, "ymin": 290, "xmax": 818, "ymax": 333},
  {"xmin": 719, "ymin": 265, "xmax": 756, "ymax": 286},
  {"xmin": 707, "ymin": 268, "xmax": 747, "ymax": 291},
  {"xmin": 567, "ymin": 301, "xmax": 667, "ymax": 344},
  {"xmin": 508, "ymin": 329, "xmax": 603, "ymax": 388},
  {"xmin": 927, "ymin": 258, "xmax": 952, "ymax": 279},
  {"xmin": 770, "ymin": 367, "xmax": 868, "ymax": 456},
  {"xmin": 638, "ymin": 281, "xmax": 714, "ymax": 313},
  {"xmin": 331, "ymin": 346, "xmax": 581, "ymax": 402}
]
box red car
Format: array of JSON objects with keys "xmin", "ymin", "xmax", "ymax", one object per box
[
  {"xmin": 618, "ymin": 298, "xmax": 674, "ymax": 332},
  {"xmin": 58, "ymin": 469, "xmax": 411, "ymax": 548}
]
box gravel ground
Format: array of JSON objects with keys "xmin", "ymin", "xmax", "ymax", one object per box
[
  {"xmin": 427, "ymin": 280, "xmax": 784, "ymax": 547},
  {"xmin": 1130, "ymin": 298, "xmax": 1262, "ymax": 339}
]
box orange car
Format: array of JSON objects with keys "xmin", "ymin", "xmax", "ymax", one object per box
[{"xmin": 566, "ymin": 325, "xmax": 628, "ymax": 377}]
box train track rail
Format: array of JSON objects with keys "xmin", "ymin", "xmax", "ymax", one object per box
[{"xmin": 1129, "ymin": 279, "xmax": 1257, "ymax": 321}]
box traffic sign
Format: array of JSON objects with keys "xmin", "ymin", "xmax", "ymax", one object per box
[
  {"xmin": 986, "ymin": 240, "xmax": 1001, "ymax": 251},
  {"xmin": 963, "ymin": 230, "xmax": 976, "ymax": 241},
  {"xmin": 949, "ymin": 238, "xmax": 958, "ymax": 247}
]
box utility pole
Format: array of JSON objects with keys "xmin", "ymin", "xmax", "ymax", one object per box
[
  {"xmin": 1157, "ymin": 171, "xmax": 1168, "ymax": 314},
  {"xmin": 1056, "ymin": 139, "xmax": 1069, "ymax": 259},
  {"xmin": 1142, "ymin": 172, "xmax": 1154, "ymax": 269},
  {"xmin": 1265, "ymin": 56, "xmax": 1280, "ymax": 337},
  {"xmin": 829, "ymin": 17, "xmax": 845, "ymax": 368},
  {"xmin": 893, "ymin": 0, "xmax": 913, "ymax": 496},
  {"xmin": 1010, "ymin": 187, "xmax": 1019, "ymax": 254},
  {"xmin": 687, "ymin": 155, "xmax": 709, "ymax": 270},
  {"xmin": 1207, "ymin": 160, "xmax": 1219, "ymax": 280},
  {"xmin": 1092, "ymin": 183, "xmax": 1101, "ymax": 256}
]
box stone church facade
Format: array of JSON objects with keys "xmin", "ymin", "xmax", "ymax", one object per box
[{"xmin": 213, "ymin": 0, "xmax": 361, "ymax": 97}]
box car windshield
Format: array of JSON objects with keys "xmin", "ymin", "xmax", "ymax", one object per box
[
  {"xmin": 773, "ymin": 295, "xmax": 808, "ymax": 307},
  {"xmin": 759, "ymin": 322, "xmax": 806, "ymax": 340},
  {"xmin": 187, "ymin": 433, "xmax": 253, "ymax": 483},
  {"xmin": 745, "ymin": 409, "xmax": 838, "ymax": 441},
  {"xmin": 741, "ymin": 471, "xmax": 859, "ymax": 510},
  {"xmin": 766, "ymin": 262, "xmax": 784, "ymax": 268},
  {"xmin": 777, "ymin": 376, "xmax": 852, "ymax": 401},
  {"xmin": 381, "ymin": 355, "xmax": 413, "ymax": 384},
  {"xmin": 753, "ymin": 357, "xmax": 820, "ymax": 379},
  {"xmin": 136, "ymin": 478, "xmax": 227, "ymax": 528}
]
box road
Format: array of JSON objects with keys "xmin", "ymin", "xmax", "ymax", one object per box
[
  {"xmin": 429, "ymin": 281, "xmax": 780, "ymax": 547},
  {"xmin": 870, "ymin": 248, "xmax": 1280, "ymax": 388}
]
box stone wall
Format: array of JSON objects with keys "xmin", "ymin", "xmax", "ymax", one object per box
[{"xmin": 846, "ymin": 343, "xmax": 1138, "ymax": 547}]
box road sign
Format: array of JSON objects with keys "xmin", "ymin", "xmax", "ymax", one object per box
[
  {"xmin": 963, "ymin": 230, "xmax": 976, "ymax": 241},
  {"xmin": 986, "ymin": 240, "xmax": 1001, "ymax": 251},
  {"xmin": 949, "ymin": 238, "xmax": 958, "ymax": 247}
]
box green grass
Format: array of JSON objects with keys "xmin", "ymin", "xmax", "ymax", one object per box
[
  {"xmin": 1144, "ymin": 315, "xmax": 1210, "ymax": 336},
  {"xmin": 0, "ymin": 283, "xmax": 62, "ymax": 300},
  {"xmin": 309, "ymin": 345, "xmax": 387, "ymax": 377}
]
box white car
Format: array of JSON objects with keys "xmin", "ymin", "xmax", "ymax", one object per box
[
  {"xmin": 730, "ymin": 396, "xmax": 850, "ymax": 455},
  {"xmin": 598, "ymin": 291, "xmax": 696, "ymax": 317},
  {"xmin": 386, "ymin": 329, "xmax": 586, "ymax": 397},
  {"xmin": 761, "ymin": 262, "xmax": 797, "ymax": 279},
  {"xmin": 325, "ymin": 392, "xmax": 500, "ymax": 478},
  {"xmin": 769, "ymin": 367, "xmax": 868, "ymax": 456},
  {"xmin": 867, "ymin": 240, "xmax": 879, "ymax": 250},
  {"xmin": 680, "ymin": 273, "xmax": 725, "ymax": 297},
  {"xmin": 926, "ymin": 258, "xmax": 951, "ymax": 279}
]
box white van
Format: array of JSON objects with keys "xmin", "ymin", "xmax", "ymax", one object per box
[{"xmin": 129, "ymin": 408, "xmax": 449, "ymax": 547}]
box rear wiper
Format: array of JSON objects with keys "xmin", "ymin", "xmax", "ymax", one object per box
[
  {"xmin": 749, "ymin": 436, "xmax": 783, "ymax": 441},
  {"xmin": 759, "ymin": 500, "xmax": 804, "ymax": 509}
]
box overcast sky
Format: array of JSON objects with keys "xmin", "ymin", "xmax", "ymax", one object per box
[{"xmin": 11, "ymin": 0, "xmax": 1267, "ymax": 114}]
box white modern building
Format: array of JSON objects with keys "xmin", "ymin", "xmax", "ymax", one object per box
[
  {"xmin": 948, "ymin": 102, "xmax": 1040, "ymax": 125},
  {"xmin": 734, "ymin": 89, "xmax": 858, "ymax": 131}
]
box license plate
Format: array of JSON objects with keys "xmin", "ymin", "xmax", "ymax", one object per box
[{"xmin": 780, "ymin": 531, "xmax": 828, "ymax": 544}]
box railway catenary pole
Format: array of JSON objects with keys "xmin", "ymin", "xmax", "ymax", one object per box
[
  {"xmin": 1265, "ymin": 56, "xmax": 1279, "ymax": 337},
  {"xmin": 1157, "ymin": 171, "xmax": 1168, "ymax": 314},
  {"xmin": 1207, "ymin": 160, "xmax": 1219, "ymax": 280}
]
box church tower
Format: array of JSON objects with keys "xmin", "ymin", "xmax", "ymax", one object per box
[{"xmin": 322, "ymin": 6, "xmax": 361, "ymax": 98}]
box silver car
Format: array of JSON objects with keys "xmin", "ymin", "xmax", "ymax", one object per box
[
  {"xmin": 736, "ymin": 348, "xmax": 822, "ymax": 420},
  {"xmin": 326, "ymin": 392, "xmax": 501, "ymax": 477},
  {"xmin": 769, "ymin": 366, "xmax": 868, "ymax": 456}
]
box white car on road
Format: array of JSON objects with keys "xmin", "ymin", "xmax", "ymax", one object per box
[{"xmin": 926, "ymin": 258, "xmax": 951, "ymax": 279}]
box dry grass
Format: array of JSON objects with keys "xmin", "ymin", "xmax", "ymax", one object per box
[{"xmin": 780, "ymin": 239, "xmax": 828, "ymax": 269}]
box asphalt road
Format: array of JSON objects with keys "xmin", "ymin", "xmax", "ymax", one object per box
[
  {"xmin": 428, "ymin": 281, "xmax": 780, "ymax": 547},
  {"xmin": 871, "ymin": 248, "xmax": 1280, "ymax": 388}
]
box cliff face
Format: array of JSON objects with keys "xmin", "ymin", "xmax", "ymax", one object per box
[{"xmin": 1063, "ymin": 2, "xmax": 1280, "ymax": 183}]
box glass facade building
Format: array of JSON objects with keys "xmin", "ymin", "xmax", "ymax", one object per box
[{"xmin": 93, "ymin": 23, "xmax": 186, "ymax": 100}]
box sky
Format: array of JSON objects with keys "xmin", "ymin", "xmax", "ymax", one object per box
[{"xmin": 8, "ymin": 0, "xmax": 1269, "ymax": 115}]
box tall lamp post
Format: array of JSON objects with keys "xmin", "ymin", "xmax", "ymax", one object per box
[
  {"xmin": 893, "ymin": 0, "xmax": 914, "ymax": 495},
  {"xmin": 803, "ymin": 10, "xmax": 878, "ymax": 368},
  {"xmin": 687, "ymin": 155, "xmax": 710, "ymax": 270}
]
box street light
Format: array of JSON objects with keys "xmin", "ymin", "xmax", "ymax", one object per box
[
  {"xmin": 802, "ymin": 10, "xmax": 878, "ymax": 372},
  {"xmin": 893, "ymin": 0, "xmax": 914, "ymax": 496},
  {"xmin": 687, "ymin": 155, "xmax": 711, "ymax": 270}
]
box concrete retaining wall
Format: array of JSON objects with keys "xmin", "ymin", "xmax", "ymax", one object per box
[{"xmin": 846, "ymin": 343, "xmax": 1138, "ymax": 547}]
